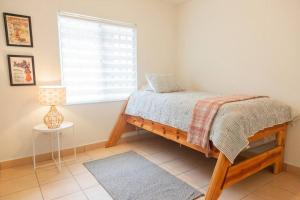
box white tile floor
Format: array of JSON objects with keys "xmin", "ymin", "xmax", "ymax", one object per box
[{"xmin": 0, "ymin": 136, "xmax": 300, "ymax": 200}]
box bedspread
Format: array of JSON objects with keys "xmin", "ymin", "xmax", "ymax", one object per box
[{"xmin": 125, "ymin": 91, "xmax": 292, "ymax": 163}]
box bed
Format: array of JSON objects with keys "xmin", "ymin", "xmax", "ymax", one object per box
[{"xmin": 105, "ymin": 90, "xmax": 292, "ymax": 200}]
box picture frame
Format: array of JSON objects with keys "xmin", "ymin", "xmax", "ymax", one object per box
[
  {"xmin": 7, "ymin": 55, "xmax": 36, "ymax": 86},
  {"xmin": 3, "ymin": 12, "xmax": 33, "ymax": 47}
]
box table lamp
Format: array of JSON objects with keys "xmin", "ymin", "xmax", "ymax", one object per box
[{"xmin": 39, "ymin": 86, "xmax": 66, "ymax": 129}]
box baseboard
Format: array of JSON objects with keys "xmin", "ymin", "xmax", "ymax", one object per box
[
  {"xmin": 285, "ymin": 163, "xmax": 300, "ymax": 176},
  {"xmin": 0, "ymin": 132, "xmax": 152, "ymax": 170},
  {"xmin": 2, "ymin": 132, "xmax": 299, "ymax": 175}
]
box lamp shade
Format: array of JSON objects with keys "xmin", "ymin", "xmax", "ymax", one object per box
[{"xmin": 39, "ymin": 86, "xmax": 66, "ymax": 106}]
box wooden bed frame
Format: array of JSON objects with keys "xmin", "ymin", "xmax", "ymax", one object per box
[{"xmin": 105, "ymin": 101, "xmax": 288, "ymax": 200}]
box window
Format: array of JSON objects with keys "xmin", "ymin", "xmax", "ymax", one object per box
[{"xmin": 58, "ymin": 13, "xmax": 137, "ymax": 104}]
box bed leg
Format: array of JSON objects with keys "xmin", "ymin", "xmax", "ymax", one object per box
[
  {"xmin": 273, "ymin": 129, "xmax": 287, "ymax": 174},
  {"xmin": 105, "ymin": 101, "xmax": 131, "ymax": 148},
  {"xmin": 205, "ymin": 153, "xmax": 231, "ymax": 200}
]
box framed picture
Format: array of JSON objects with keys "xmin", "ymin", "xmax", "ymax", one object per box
[
  {"xmin": 3, "ymin": 12, "xmax": 33, "ymax": 47},
  {"xmin": 7, "ymin": 55, "xmax": 36, "ymax": 86}
]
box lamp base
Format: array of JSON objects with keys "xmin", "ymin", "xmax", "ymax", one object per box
[{"xmin": 44, "ymin": 105, "xmax": 64, "ymax": 129}]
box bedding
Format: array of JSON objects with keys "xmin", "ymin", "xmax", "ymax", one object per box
[
  {"xmin": 125, "ymin": 90, "xmax": 292, "ymax": 163},
  {"xmin": 188, "ymin": 95, "xmax": 265, "ymax": 153}
]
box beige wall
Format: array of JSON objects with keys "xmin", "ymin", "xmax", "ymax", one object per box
[
  {"xmin": 0, "ymin": 0, "xmax": 177, "ymax": 161},
  {"xmin": 177, "ymin": 0, "xmax": 300, "ymax": 167},
  {"xmin": 1, "ymin": 0, "xmax": 300, "ymax": 168}
]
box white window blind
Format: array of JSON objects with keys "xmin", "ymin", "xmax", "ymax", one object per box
[{"xmin": 58, "ymin": 13, "xmax": 137, "ymax": 104}]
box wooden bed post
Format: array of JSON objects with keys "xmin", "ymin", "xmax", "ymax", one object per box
[
  {"xmin": 105, "ymin": 101, "xmax": 133, "ymax": 148},
  {"xmin": 205, "ymin": 153, "xmax": 231, "ymax": 200},
  {"xmin": 273, "ymin": 128, "xmax": 287, "ymax": 174}
]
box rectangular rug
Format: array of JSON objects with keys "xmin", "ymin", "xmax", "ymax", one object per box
[{"xmin": 84, "ymin": 151, "xmax": 203, "ymax": 200}]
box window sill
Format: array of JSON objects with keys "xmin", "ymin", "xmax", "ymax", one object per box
[{"xmin": 65, "ymin": 98, "xmax": 128, "ymax": 106}]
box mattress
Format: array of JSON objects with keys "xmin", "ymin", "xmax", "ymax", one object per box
[{"xmin": 125, "ymin": 90, "xmax": 292, "ymax": 163}]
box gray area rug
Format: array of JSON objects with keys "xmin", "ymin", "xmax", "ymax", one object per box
[{"xmin": 84, "ymin": 151, "xmax": 203, "ymax": 200}]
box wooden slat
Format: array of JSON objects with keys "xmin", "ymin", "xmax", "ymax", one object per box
[
  {"xmin": 125, "ymin": 115, "xmax": 219, "ymax": 158},
  {"xmin": 142, "ymin": 120, "xmax": 153, "ymax": 131},
  {"xmin": 176, "ymin": 130, "xmax": 219, "ymax": 158},
  {"xmin": 223, "ymin": 146, "xmax": 283, "ymax": 188}
]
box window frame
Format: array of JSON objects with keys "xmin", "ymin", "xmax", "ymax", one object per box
[{"xmin": 57, "ymin": 11, "xmax": 138, "ymax": 105}]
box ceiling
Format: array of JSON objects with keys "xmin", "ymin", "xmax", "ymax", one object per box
[{"xmin": 162, "ymin": 0, "xmax": 190, "ymax": 5}]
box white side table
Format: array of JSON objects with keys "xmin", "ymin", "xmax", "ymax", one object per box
[{"xmin": 32, "ymin": 121, "xmax": 76, "ymax": 170}]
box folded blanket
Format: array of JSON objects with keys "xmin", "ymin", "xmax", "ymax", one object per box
[{"xmin": 187, "ymin": 95, "xmax": 265, "ymax": 153}]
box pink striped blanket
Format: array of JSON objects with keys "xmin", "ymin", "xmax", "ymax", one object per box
[{"xmin": 187, "ymin": 95, "xmax": 264, "ymax": 153}]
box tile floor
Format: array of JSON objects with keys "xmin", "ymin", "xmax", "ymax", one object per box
[{"xmin": 0, "ymin": 136, "xmax": 300, "ymax": 200}]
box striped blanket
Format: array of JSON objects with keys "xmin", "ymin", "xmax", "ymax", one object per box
[{"xmin": 187, "ymin": 95, "xmax": 264, "ymax": 153}]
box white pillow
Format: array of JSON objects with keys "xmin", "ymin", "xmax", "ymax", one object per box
[
  {"xmin": 146, "ymin": 74, "xmax": 182, "ymax": 93},
  {"xmin": 141, "ymin": 84, "xmax": 154, "ymax": 91}
]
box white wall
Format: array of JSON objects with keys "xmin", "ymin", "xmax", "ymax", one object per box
[
  {"xmin": 177, "ymin": 0, "xmax": 300, "ymax": 167},
  {"xmin": 0, "ymin": 0, "xmax": 177, "ymax": 161}
]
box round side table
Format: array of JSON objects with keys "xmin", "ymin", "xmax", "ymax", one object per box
[{"xmin": 32, "ymin": 121, "xmax": 76, "ymax": 170}]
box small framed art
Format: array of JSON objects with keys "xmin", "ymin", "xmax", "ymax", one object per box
[
  {"xmin": 3, "ymin": 12, "xmax": 33, "ymax": 47},
  {"xmin": 7, "ymin": 55, "xmax": 36, "ymax": 86}
]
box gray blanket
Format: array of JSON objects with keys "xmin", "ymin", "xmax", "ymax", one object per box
[{"xmin": 125, "ymin": 91, "xmax": 292, "ymax": 163}]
